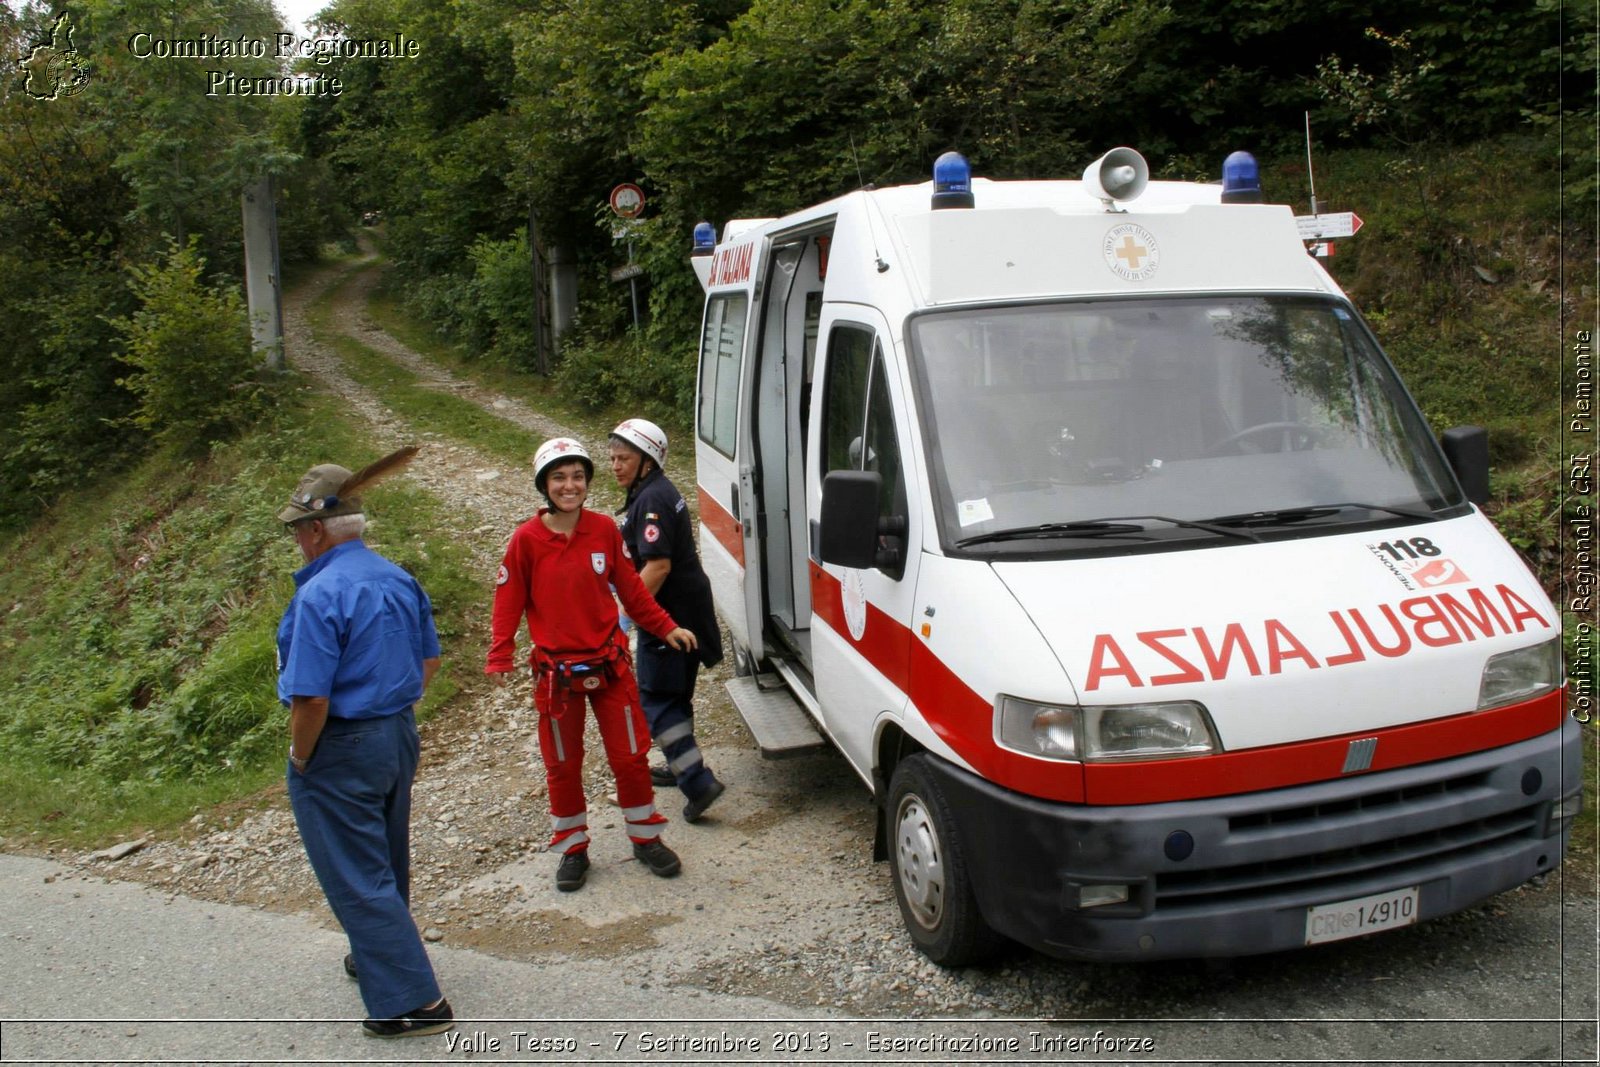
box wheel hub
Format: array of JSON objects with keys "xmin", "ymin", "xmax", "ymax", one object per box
[{"xmin": 894, "ymin": 794, "xmax": 946, "ymax": 930}]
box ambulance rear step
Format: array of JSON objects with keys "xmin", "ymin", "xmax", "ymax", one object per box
[{"xmin": 725, "ymin": 661, "xmax": 825, "ymax": 758}]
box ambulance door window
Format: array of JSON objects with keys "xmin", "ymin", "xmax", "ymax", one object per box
[
  {"xmin": 697, "ymin": 292, "xmax": 748, "ymax": 459},
  {"xmin": 821, "ymin": 325, "xmax": 907, "ymax": 581}
]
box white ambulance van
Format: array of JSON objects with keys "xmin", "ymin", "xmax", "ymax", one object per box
[{"xmin": 689, "ymin": 148, "xmax": 1580, "ymax": 965}]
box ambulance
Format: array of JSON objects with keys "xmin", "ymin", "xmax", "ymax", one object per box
[{"xmin": 688, "ymin": 147, "xmax": 1580, "ymax": 964}]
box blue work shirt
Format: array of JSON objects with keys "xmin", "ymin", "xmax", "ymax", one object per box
[{"xmin": 276, "ymin": 540, "xmax": 441, "ymax": 719}]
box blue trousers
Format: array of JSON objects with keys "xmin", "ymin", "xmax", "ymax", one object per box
[
  {"xmin": 635, "ymin": 637, "xmax": 717, "ymax": 801},
  {"xmin": 287, "ymin": 707, "xmax": 441, "ymax": 1020}
]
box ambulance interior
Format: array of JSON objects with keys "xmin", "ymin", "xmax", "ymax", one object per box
[{"xmin": 909, "ymin": 296, "xmax": 1461, "ymax": 551}]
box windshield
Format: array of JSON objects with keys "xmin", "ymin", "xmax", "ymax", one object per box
[{"xmin": 908, "ymin": 296, "xmax": 1463, "ymax": 553}]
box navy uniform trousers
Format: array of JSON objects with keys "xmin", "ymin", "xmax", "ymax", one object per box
[
  {"xmin": 286, "ymin": 707, "xmax": 441, "ymax": 1020},
  {"xmin": 635, "ymin": 636, "xmax": 717, "ymax": 801}
]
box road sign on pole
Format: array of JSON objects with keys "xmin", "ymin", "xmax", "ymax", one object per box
[
  {"xmin": 1295, "ymin": 212, "xmax": 1364, "ymax": 241},
  {"xmin": 609, "ymin": 183, "xmax": 645, "ymax": 219}
]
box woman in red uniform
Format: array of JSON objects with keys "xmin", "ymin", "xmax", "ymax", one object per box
[{"xmin": 487, "ymin": 438, "xmax": 698, "ymax": 892}]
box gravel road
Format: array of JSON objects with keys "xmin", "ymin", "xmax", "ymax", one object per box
[{"xmin": 4, "ymin": 255, "xmax": 1595, "ymax": 1065}]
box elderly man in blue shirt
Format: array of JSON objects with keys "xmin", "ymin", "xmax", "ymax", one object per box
[{"xmin": 276, "ymin": 448, "xmax": 452, "ymax": 1039}]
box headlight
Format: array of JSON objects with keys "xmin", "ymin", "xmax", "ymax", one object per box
[
  {"xmin": 996, "ymin": 696, "xmax": 1219, "ymax": 762},
  {"xmin": 1478, "ymin": 638, "xmax": 1562, "ymax": 710}
]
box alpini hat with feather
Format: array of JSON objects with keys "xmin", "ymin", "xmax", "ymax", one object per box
[{"xmin": 278, "ymin": 446, "xmax": 420, "ymax": 524}]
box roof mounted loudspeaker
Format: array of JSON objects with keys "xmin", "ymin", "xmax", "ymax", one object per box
[{"xmin": 1082, "ymin": 147, "xmax": 1149, "ymax": 210}]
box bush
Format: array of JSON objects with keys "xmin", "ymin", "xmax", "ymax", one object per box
[
  {"xmin": 467, "ymin": 229, "xmax": 541, "ymax": 370},
  {"xmin": 111, "ymin": 238, "xmax": 267, "ymax": 451},
  {"xmin": 553, "ymin": 333, "xmax": 637, "ymax": 412}
]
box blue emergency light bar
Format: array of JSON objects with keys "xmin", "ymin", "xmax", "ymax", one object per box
[
  {"xmin": 931, "ymin": 151, "xmax": 974, "ymax": 210},
  {"xmin": 1221, "ymin": 151, "xmax": 1262, "ymax": 203}
]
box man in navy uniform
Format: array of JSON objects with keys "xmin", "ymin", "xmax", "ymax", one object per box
[{"xmin": 608, "ymin": 419, "xmax": 727, "ymax": 822}]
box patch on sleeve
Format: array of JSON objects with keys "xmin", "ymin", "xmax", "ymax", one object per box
[
  {"xmin": 495, "ymin": 564, "xmax": 509, "ymax": 586},
  {"xmin": 644, "ymin": 524, "xmax": 661, "ymax": 544}
]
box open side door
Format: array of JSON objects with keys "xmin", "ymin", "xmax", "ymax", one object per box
[{"xmin": 694, "ymin": 233, "xmax": 769, "ymax": 667}]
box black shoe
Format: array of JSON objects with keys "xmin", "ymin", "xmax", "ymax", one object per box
[
  {"xmin": 556, "ymin": 850, "xmax": 590, "ymax": 892},
  {"xmin": 649, "ymin": 763, "xmax": 676, "ymax": 787},
  {"xmin": 362, "ymin": 997, "xmax": 454, "ymax": 1039},
  {"xmin": 343, "ymin": 953, "xmax": 357, "ymax": 981},
  {"xmin": 683, "ymin": 777, "xmax": 725, "ymax": 824},
  {"xmin": 632, "ymin": 840, "xmax": 681, "ymax": 878}
]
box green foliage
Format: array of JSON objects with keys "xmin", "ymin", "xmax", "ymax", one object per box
[
  {"xmin": 466, "ymin": 229, "xmax": 540, "ymax": 370},
  {"xmin": 293, "ymin": 0, "xmax": 1587, "ymax": 439},
  {"xmin": 0, "ymin": 235, "xmax": 136, "ymax": 524},
  {"xmin": 110, "ymin": 239, "xmax": 268, "ymax": 451},
  {"xmin": 0, "ymin": 0, "xmax": 320, "ymax": 527}
]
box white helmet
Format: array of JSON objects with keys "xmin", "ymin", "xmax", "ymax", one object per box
[
  {"xmin": 609, "ymin": 418, "xmax": 668, "ymax": 468},
  {"xmin": 533, "ymin": 437, "xmax": 593, "ymax": 495}
]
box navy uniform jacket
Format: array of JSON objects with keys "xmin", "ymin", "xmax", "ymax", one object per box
[{"xmin": 619, "ymin": 469, "xmax": 724, "ymax": 668}]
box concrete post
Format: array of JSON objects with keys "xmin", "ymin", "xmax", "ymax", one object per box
[
  {"xmin": 240, "ymin": 177, "xmax": 283, "ymax": 371},
  {"xmin": 549, "ymin": 244, "xmax": 578, "ymax": 356}
]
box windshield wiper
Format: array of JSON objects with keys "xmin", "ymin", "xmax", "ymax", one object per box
[
  {"xmin": 956, "ymin": 515, "xmax": 1260, "ymax": 548},
  {"xmin": 1201, "ymin": 501, "xmax": 1438, "ymax": 528},
  {"xmin": 956, "ymin": 521, "xmax": 1149, "ymax": 547}
]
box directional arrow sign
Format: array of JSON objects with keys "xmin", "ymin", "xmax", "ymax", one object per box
[{"xmin": 1295, "ymin": 212, "xmax": 1364, "ymax": 240}]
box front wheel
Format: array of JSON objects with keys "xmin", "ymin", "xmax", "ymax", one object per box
[{"xmin": 886, "ymin": 754, "xmax": 1001, "ymax": 966}]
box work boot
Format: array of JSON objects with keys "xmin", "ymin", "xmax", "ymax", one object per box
[
  {"xmin": 556, "ymin": 850, "xmax": 590, "ymax": 892},
  {"xmin": 631, "ymin": 840, "xmax": 681, "ymax": 878},
  {"xmin": 683, "ymin": 776, "xmax": 725, "ymax": 824},
  {"xmin": 649, "ymin": 763, "xmax": 675, "ymax": 787}
]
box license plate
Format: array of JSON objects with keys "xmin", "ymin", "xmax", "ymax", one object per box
[{"xmin": 1305, "ymin": 886, "xmax": 1420, "ymax": 945}]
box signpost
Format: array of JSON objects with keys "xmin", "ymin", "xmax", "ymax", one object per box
[
  {"xmin": 1295, "ymin": 212, "xmax": 1364, "ymax": 241},
  {"xmin": 610, "ymin": 183, "xmax": 646, "ymax": 328}
]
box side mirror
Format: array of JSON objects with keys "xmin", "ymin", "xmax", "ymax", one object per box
[
  {"xmin": 820, "ymin": 470, "xmax": 882, "ymax": 569},
  {"xmin": 1440, "ymin": 426, "xmax": 1490, "ymax": 506}
]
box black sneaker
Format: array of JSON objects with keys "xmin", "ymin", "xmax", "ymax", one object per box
[
  {"xmin": 343, "ymin": 953, "xmax": 357, "ymax": 981},
  {"xmin": 362, "ymin": 997, "xmax": 454, "ymax": 1039},
  {"xmin": 683, "ymin": 777, "xmax": 726, "ymax": 824},
  {"xmin": 556, "ymin": 850, "xmax": 590, "ymax": 892},
  {"xmin": 649, "ymin": 763, "xmax": 675, "ymax": 787},
  {"xmin": 631, "ymin": 840, "xmax": 682, "ymax": 878}
]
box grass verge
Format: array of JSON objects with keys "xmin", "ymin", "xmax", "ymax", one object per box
[{"xmin": 0, "ymin": 388, "xmax": 477, "ymax": 848}]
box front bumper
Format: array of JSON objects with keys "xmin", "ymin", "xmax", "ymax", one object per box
[{"xmin": 930, "ymin": 718, "xmax": 1582, "ymax": 961}]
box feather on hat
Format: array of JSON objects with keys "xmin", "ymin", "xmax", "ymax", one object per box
[{"xmin": 278, "ymin": 446, "xmax": 420, "ymax": 523}]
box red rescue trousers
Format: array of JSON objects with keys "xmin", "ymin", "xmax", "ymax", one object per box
[{"xmin": 534, "ymin": 663, "xmax": 665, "ymax": 856}]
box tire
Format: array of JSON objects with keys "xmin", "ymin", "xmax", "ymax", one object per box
[{"xmin": 886, "ymin": 754, "xmax": 1000, "ymax": 966}]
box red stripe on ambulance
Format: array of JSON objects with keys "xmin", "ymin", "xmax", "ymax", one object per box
[
  {"xmin": 809, "ymin": 565, "xmax": 1560, "ymax": 804},
  {"xmin": 1085, "ymin": 584, "xmax": 1551, "ymax": 691},
  {"xmin": 696, "ymin": 485, "xmax": 744, "ymax": 567}
]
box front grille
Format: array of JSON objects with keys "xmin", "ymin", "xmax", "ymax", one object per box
[
  {"xmin": 1226, "ymin": 770, "xmax": 1491, "ymax": 833},
  {"xmin": 1150, "ymin": 765, "xmax": 1548, "ymax": 908}
]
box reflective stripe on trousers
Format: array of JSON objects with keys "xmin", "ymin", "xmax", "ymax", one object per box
[{"xmin": 636, "ymin": 637, "xmax": 716, "ymax": 801}]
